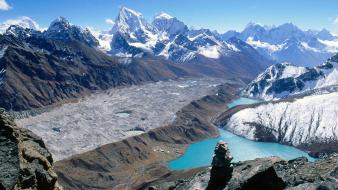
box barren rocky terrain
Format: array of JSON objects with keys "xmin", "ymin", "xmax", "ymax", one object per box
[{"xmin": 16, "ymin": 77, "xmax": 224, "ymax": 160}]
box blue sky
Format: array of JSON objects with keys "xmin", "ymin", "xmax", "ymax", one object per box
[{"xmin": 1, "ymin": 0, "xmax": 338, "ymax": 33}]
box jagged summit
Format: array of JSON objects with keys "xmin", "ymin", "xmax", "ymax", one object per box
[
  {"xmin": 120, "ymin": 6, "xmax": 142, "ymax": 17},
  {"xmin": 152, "ymin": 11, "xmax": 187, "ymax": 37},
  {"xmin": 48, "ymin": 16, "xmax": 71, "ymax": 30},
  {"xmin": 44, "ymin": 16, "xmax": 99, "ymax": 47},
  {"xmin": 244, "ymin": 22, "xmax": 266, "ymax": 29},
  {"xmin": 5, "ymin": 25, "xmax": 36, "ymax": 39},
  {"xmin": 242, "ymin": 53, "xmax": 338, "ymax": 100},
  {"xmin": 112, "ymin": 6, "xmax": 154, "ymax": 34}
]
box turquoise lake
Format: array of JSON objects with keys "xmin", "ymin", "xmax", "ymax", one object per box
[{"xmin": 168, "ymin": 97, "xmax": 317, "ymax": 170}]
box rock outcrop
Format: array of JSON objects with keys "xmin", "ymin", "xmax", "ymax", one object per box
[
  {"xmin": 0, "ymin": 109, "xmax": 61, "ymax": 190},
  {"xmin": 147, "ymin": 142, "xmax": 338, "ymax": 190},
  {"xmin": 206, "ymin": 141, "xmax": 233, "ymax": 190},
  {"xmin": 156, "ymin": 157, "xmax": 338, "ymax": 190}
]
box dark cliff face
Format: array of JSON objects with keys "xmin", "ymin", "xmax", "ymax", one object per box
[
  {"xmin": 0, "ymin": 110, "xmax": 62, "ymax": 190},
  {"xmin": 43, "ymin": 17, "xmax": 99, "ymax": 48}
]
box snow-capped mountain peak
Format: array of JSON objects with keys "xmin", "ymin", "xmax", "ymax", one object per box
[
  {"xmin": 242, "ymin": 54, "xmax": 338, "ymax": 100},
  {"xmin": 314, "ymin": 29, "xmax": 337, "ymax": 41},
  {"xmin": 4, "ymin": 25, "xmax": 38, "ymax": 39},
  {"xmin": 221, "ymin": 22, "xmax": 338, "ymax": 67},
  {"xmin": 152, "ymin": 12, "xmax": 188, "ymax": 37},
  {"xmin": 46, "ymin": 16, "xmax": 72, "ymax": 33},
  {"xmin": 44, "ymin": 16, "xmax": 99, "ymax": 47},
  {"xmin": 0, "ymin": 16, "xmax": 40, "ymax": 34},
  {"xmin": 112, "ymin": 6, "xmax": 154, "ymax": 35}
]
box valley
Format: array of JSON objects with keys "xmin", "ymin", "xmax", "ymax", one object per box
[
  {"xmin": 1, "ymin": 2, "xmax": 338, "ymax": 190},
  {"xmin": 16, "ymin": 77, "xmax": 224, "ymax": 160},
  {"xmin": 53, "ymin": 82, "xmax": 241, "ymax": 189}
]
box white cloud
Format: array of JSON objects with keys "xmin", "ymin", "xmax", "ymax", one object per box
[
  {"xmin": 0, "ymin": 0, "xmax": 11, "ymax": 10},
  {"xmin": 105, "ymin": 18, "xmax": 115, "ymax": 25},
  {"xmin": 334, "ymin": 17, "xmax": 338, "ymax": 25}
]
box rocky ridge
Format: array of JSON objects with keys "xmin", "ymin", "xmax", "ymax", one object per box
[
  {"xmin": 147, "ymin": 145, "xmax": 338, "ymax": 190},
  {"xmin": 0, "ymin": 109, "xmax": 62, "ymax": 190},
  {"xmin": 242, "ymin": 53, "xmax": 338, "ymax": 100}
]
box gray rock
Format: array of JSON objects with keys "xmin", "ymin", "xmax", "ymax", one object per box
[
  {"xmin": 206, "ymin": 141, "xmax": 233, "ymax": 190},
  {"xmin": 0, "ymin": 110, "xmax": 62, "ymax": 190},
  {"xmin": 161, "ymin": 155, "xmax": 338, "ymax": 190}
]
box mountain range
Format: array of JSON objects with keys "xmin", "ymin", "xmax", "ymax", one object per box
[
  {"xmin": 97, "ymin": 7, "xmax": 338, "ymax": 67},
  {"xmin": 1, "ymin": 7, "xmax": 338, "ymax": 68},
  {"xmin": 0, "ymin": 24, "xmax": 197, "ymax": 111},
  {"xmin": 219, "ymin": 22, "xmax": 338, "ymax": 67},
  {"xmin": 0, "ymin": 9, "xmax": 274, "ymax": 112}
]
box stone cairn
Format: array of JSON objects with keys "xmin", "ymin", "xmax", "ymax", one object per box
[{"xmin": 206, "ymin": 140, "xmax": 233, "ymax": 190}]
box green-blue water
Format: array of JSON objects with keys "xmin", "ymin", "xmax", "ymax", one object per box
[
  {"xmin": 168, "ymin": 97, "xmax": 317, "ymax": 170},
  {"xmin": 226, "ymin": 97, "xmax": 262, "ymax": 108}
]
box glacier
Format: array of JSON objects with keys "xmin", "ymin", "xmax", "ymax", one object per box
[{"xmin": 16, "ymin": 78, "xmax": 224, "ymax": 160}]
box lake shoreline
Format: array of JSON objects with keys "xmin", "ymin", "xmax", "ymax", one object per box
[{"xmin": 168, "ymin": 97, "xmax": 317, "ymax": 170}]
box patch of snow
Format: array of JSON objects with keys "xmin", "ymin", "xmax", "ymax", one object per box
[
  {"xmin": 279, "ymin": 63, "xmax": 307, "ymax": 79},
  {"xmin": 318, "ymin": 39, "xmax": 338, "ymax": 53},
  {"xmin": 246, "ymin": 37, "xmax": 284, "ymax": 53},
  {"xmin": 87, "ymin": 27, "xmax": 113, "ymax": 51},
  {"xmin": 158, "ymin": 41, "xmax": 172, "ymax": 58},
  {"xmin": 197, "ymin": 45, "xmax": 221, "ymax": 59},
  {"xmin": 155, "ymin": 12, "xmax": 174, "ymax": 20},
  {"xmin": 0, "ymin": 46, "xmax": 7, "ymax": 58},
  {"xmin": 225, "ymin": 43, "xmax": 240, "ymax": 52},
  {"xmin": 301, "ymin": 42, "xmax": 320, "ymax": 52}
]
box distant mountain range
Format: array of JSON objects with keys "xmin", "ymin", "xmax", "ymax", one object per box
[
  {"xmin": 99, "ymin": 6, "xmax": 271, "ymax": 68},
  {"xmin": 2, "ymin": 7, "xmax": 337, "ymax": 67},
  {"xmin": 219, "ymin": 23, "xmax": 338, "ymax": 67}
]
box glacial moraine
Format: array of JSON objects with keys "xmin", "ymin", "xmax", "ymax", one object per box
[{"xmin": 16, "ymin": 77, "xmax": 224, "ymax": 160}]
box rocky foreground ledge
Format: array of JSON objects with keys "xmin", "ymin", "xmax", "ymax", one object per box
[
  {"xmin": 0, "ymin": 110, "xmax": 62, "ymax": 190},
  {"xmin": 146, "ymin": 141, "xmax": 338, "ymax": 190}
]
